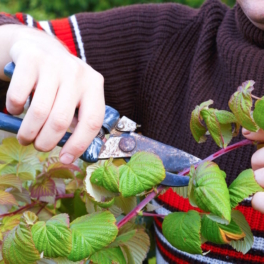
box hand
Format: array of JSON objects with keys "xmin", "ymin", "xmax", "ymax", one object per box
[
  {"xmin": 242, "ymin": 128, "xmax": 264, "ymax": 213},
  {"xmin": 0, "ymin": 25, "xmax": 105, "ymax": 164}
]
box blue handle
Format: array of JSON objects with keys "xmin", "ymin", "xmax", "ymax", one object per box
[
  {"xmin": 0, "ymin": 111, "xmax": 102, "ymax": 162},
  {"xmin": 2, "ymin": 62, "xmax": 121, "ymax": 163},
  {"xmin": 4, "ymin": 62, "xmax": 15, "ymax": 79}
]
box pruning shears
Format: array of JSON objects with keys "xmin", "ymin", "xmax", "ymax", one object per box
[{"xmin": 0, "ymin": 62, "xmax": 201, "ymax": 187}]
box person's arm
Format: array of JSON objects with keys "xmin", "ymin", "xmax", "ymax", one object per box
[
  {"xmin": 242, "ymin": 128, "xmax": 264, "ymax": 213},
  {"xmin": 0, "ymin": 4, "xmax": 197, "ymax": 164}
]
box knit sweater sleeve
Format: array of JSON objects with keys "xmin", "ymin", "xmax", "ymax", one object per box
[{"xmin": 0, "ymin": 5, "xmax": 198, "ymax": 115}]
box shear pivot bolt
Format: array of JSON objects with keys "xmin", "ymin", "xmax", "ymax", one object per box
[
  {"xmin": 116, "ymin": 122, "xmax": 124, "ymax": 129},
  {"xmin": 119, "ymin": 137, "xmax": 136, "ymax": 152}
]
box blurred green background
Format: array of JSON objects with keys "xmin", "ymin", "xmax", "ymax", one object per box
[{"xmin": 0, "ymin": 0, "xmax": 235, "ymax": 20}]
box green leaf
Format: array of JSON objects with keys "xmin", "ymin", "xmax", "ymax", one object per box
[
  {"xmin": 228, "ymin": 80, "xmax": 258, "ymax": 132},
  {"xmin": 90, "ymin": 247, "xmax": 126, "ymax": 264},
  {"xmin": 0, "ymin": 137, "xmax": 42, "ymax": 174},
  {"xmin": 31, "ymin": 177, "xmax": 56, "ymax": 204},
  {"xmin": 84, "ymin": 162, "xmax": 115, "ymax": 208},
  {"xmin": 229, "ymin": 169, "xmax": 263, "ymax": 208},
  {"xmin": 216, "ymin": 110, "xmax": 240, "ymax": 137},
  {"xmin": 110, "ymin": 223, "xmax": 150, "ymax": 264},
  {"xmin": 190, "ymin": 100, "xmax": 213, "ymax": 143},
  {"xmin": 162, "ymin": 211, "xmax": 202, "ymax": 254},
  {"xmin": 0, "ymin": 190, "xmax": 17, "ymax": 206},
  {"xmin": 206, "ymin": 214, "xmax": 229, "ymax": 225},
  {"xmin": 0, "ymin": 162, "xmax": 40, "ymax": 181},
  {"xmin": 0, "ymin": 214, "xmax": 21, "ymax": 241},
  {"xmin": 200, "ymin": 109, "xmax": 232, "ymax": 148},
  {"xmin": 215, "ymin": 110, "xmax": 238, "ymax": 124},
  {"xmin": 90, "ymin": 158, "xmax": 119, "ymax": 193},
  {"xmin": 253, "ymin": 97, "xmax": 264, "ymax": 129},
  {"xmin": 190, "ymin": 162, "xmax": 231, "ymax": 222},
  {"xmin": 230, "ymin": 210, "xmax": 254, "ymax": 254},
  {"xmin": 201, "ymin": 214, "xmax": 245, "ymax": 245},
  {"xmin": 2, "ymin": 216, "xmax": 40, "ymax": 264},
  {"xmin": 32, "ymin": 214, "xmax": 72, "ymax": 258},
  {"xmin": 68, "ymin": 211, "xmax": 118, "ymax": 261},
  {"xmin": 0, "ymin": 174, "xmax": 22, "ymax": 192},
  {"xmin": 119, "ymin": 152, "xmax": 165, "ymax": 197},
  {"xmin": 170, "ymin": 186, "xmax": 188, "ymax": 198}
]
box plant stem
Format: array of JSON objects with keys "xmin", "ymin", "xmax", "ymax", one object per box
[
  {"xmin": 141, "ymin": 212, "xmax": 166, "ymax": 218},
  {"xmin": 0, "ymin": 193, "xmax": 75, "ymax": 218},
  {"xmin": 117, "ymin": 139, "xmax": 254, "ymax": 228},
  {"xmin": 36, "ymin": 203, "xmax": 46, "ymax": 215},
  {"xmin": 55, "ymin": 193, "xmax": 74, "ymax": 200},
  {"xmin": 0, "ymin": 201, "xmax": 38, "ymax": 218},
  {"xmin": 117, "ymin": 185, "xmax": 164, "ymax": 228},
  {"xmin": 251, "ymin": 94, "xmax": 261, "ymax": 100}
]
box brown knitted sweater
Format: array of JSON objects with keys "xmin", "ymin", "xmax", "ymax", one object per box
[{"xmin": 0, "ymin": 1, "xmax": 264, "ymax": 262}]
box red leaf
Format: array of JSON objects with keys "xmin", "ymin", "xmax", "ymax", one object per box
[{"xmin": 30, "ymin": 178, "xmax": 56, "ymax": 204}]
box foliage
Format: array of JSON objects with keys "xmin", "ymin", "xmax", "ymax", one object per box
[
  {"xmin": 0, "ymin": 79, "xmax": 263, "ymax": 262},
  {"xmin": 0, "ymin": 0, "xmax": 236, "ymax": 20}
]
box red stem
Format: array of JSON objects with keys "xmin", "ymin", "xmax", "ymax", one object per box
[
  {"xmin": 117, "ymin": 139, "xmax": 254, "ymax": 228},
  {"xmin": 0, "ymin": 201, "xmax": 38, "ymax": 218},
  {"xmin": 55, "ymin": 193, "xmax": 74, "ymax": 200},
  {"xmin": 36, "ymin": 203, "xmax": 46, "ymax": 215},
  {"xmin": 0, "ymin": 193, "xmax": 75, "ymax": 218},
  {"xmin": 117, "ymin": 186, "xmax": 164, "ymax": 228}
]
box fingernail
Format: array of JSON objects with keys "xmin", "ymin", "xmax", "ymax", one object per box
[
  {"xmin": 60, "ymin": 153, "xmax": 74, "ymax": 164},
  {"xmin": 242, "ymin": 128, "xmax": 251, "ymax": 135}
]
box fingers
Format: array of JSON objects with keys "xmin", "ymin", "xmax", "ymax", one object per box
[
  {"xmin": 251, "ymin": 147, "xmax": 264, "ymax": 171},
  {"xmin": 34, "ymin": 81, "xmax": 77, "ymax": 152},
  {"xmin": 59, "ymin": 74, "xmax": 105, "ymax": 164},
  {"xmin": 242, "ymin": 128, "xmax": 264, "ymax": 141},
  {"xmin": 252, "ymin": 192, "xmax": 264, "ymax": 214},
  {"xmin": 251, "ymin": 157, "xmax": 264, "ymax": 214},
  {"xmin": 6, "ymin": 60, "xmax": 37, "ymax": 115},
  {"xmin": 17, "ymin": 71, "xmax": 59, "ymax": 145}
]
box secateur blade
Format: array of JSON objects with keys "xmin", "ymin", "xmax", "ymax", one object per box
[{"xmin": 98, "ymin": 132, "xmax": 200, "ymax": 173}]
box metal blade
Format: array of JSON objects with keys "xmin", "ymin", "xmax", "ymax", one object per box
[
  {"xmin": 99, "ymin": 132, "xmax": 200, "ymax": 172},
  {"xmin": 161, "ymin": 172, "xmax": 190, "ymax": 186}
]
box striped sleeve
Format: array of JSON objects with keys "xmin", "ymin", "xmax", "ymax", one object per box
[
  {"xmin": 0, "ymin": 12, "xmax": 85, "ymax": 61},
  {"xmin": 154, "ymin": 190, "xmax": 264, "ymax": 263}
]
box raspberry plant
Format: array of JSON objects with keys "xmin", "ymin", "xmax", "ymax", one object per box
[{"xmin": 0, "ymin": 80, "xmax": 263, "ymax": 263}]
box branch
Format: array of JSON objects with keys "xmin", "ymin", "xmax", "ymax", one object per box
[
  {"xmin": 55, "ymin": 193, "xmax": 74, "ymax": 200},
  {"xmin": 0, "ymin": 201, "xmax": 38, "ymax": 218},
  {"xmin": 117, "ymin": 139, "xmax": 254, "ymax": 228},
  {"xmin": 0, "ymin": 193, "xmax": 75, "ymax": 218}
]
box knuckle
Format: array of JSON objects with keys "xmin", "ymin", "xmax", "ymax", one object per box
[
  {"xmin": 93, "ymin": 72, "xmax": 104, "ymax": 86},
  {"xmin": 30, "ymin": 103, "xmax": 49, "ymax": 120},
  {"xmin": 7, "ymin": 90, "xmax": 25, "ymax": 108},
  {"xmin": 69, "ymin": 143, "xmax": 87, "ymax": 154},
  {"xmin": 86, "ymin": 116, "xmax": 103, "ymax": 132},
  {"xmin": 34, "ymin": 141, "xmax": 53, "ymax": 152},
  {"xmin": 50, "ymin": 113, "xmax": 70, "ymax": 132},
  {"xmin": 18, "ymin": 131, "xmax": 35, "ymax": 146}
]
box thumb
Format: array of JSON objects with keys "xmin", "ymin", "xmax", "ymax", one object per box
[{"xmin": 242, "ymin": 128, "xmax": 264, "ymax": 142}]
